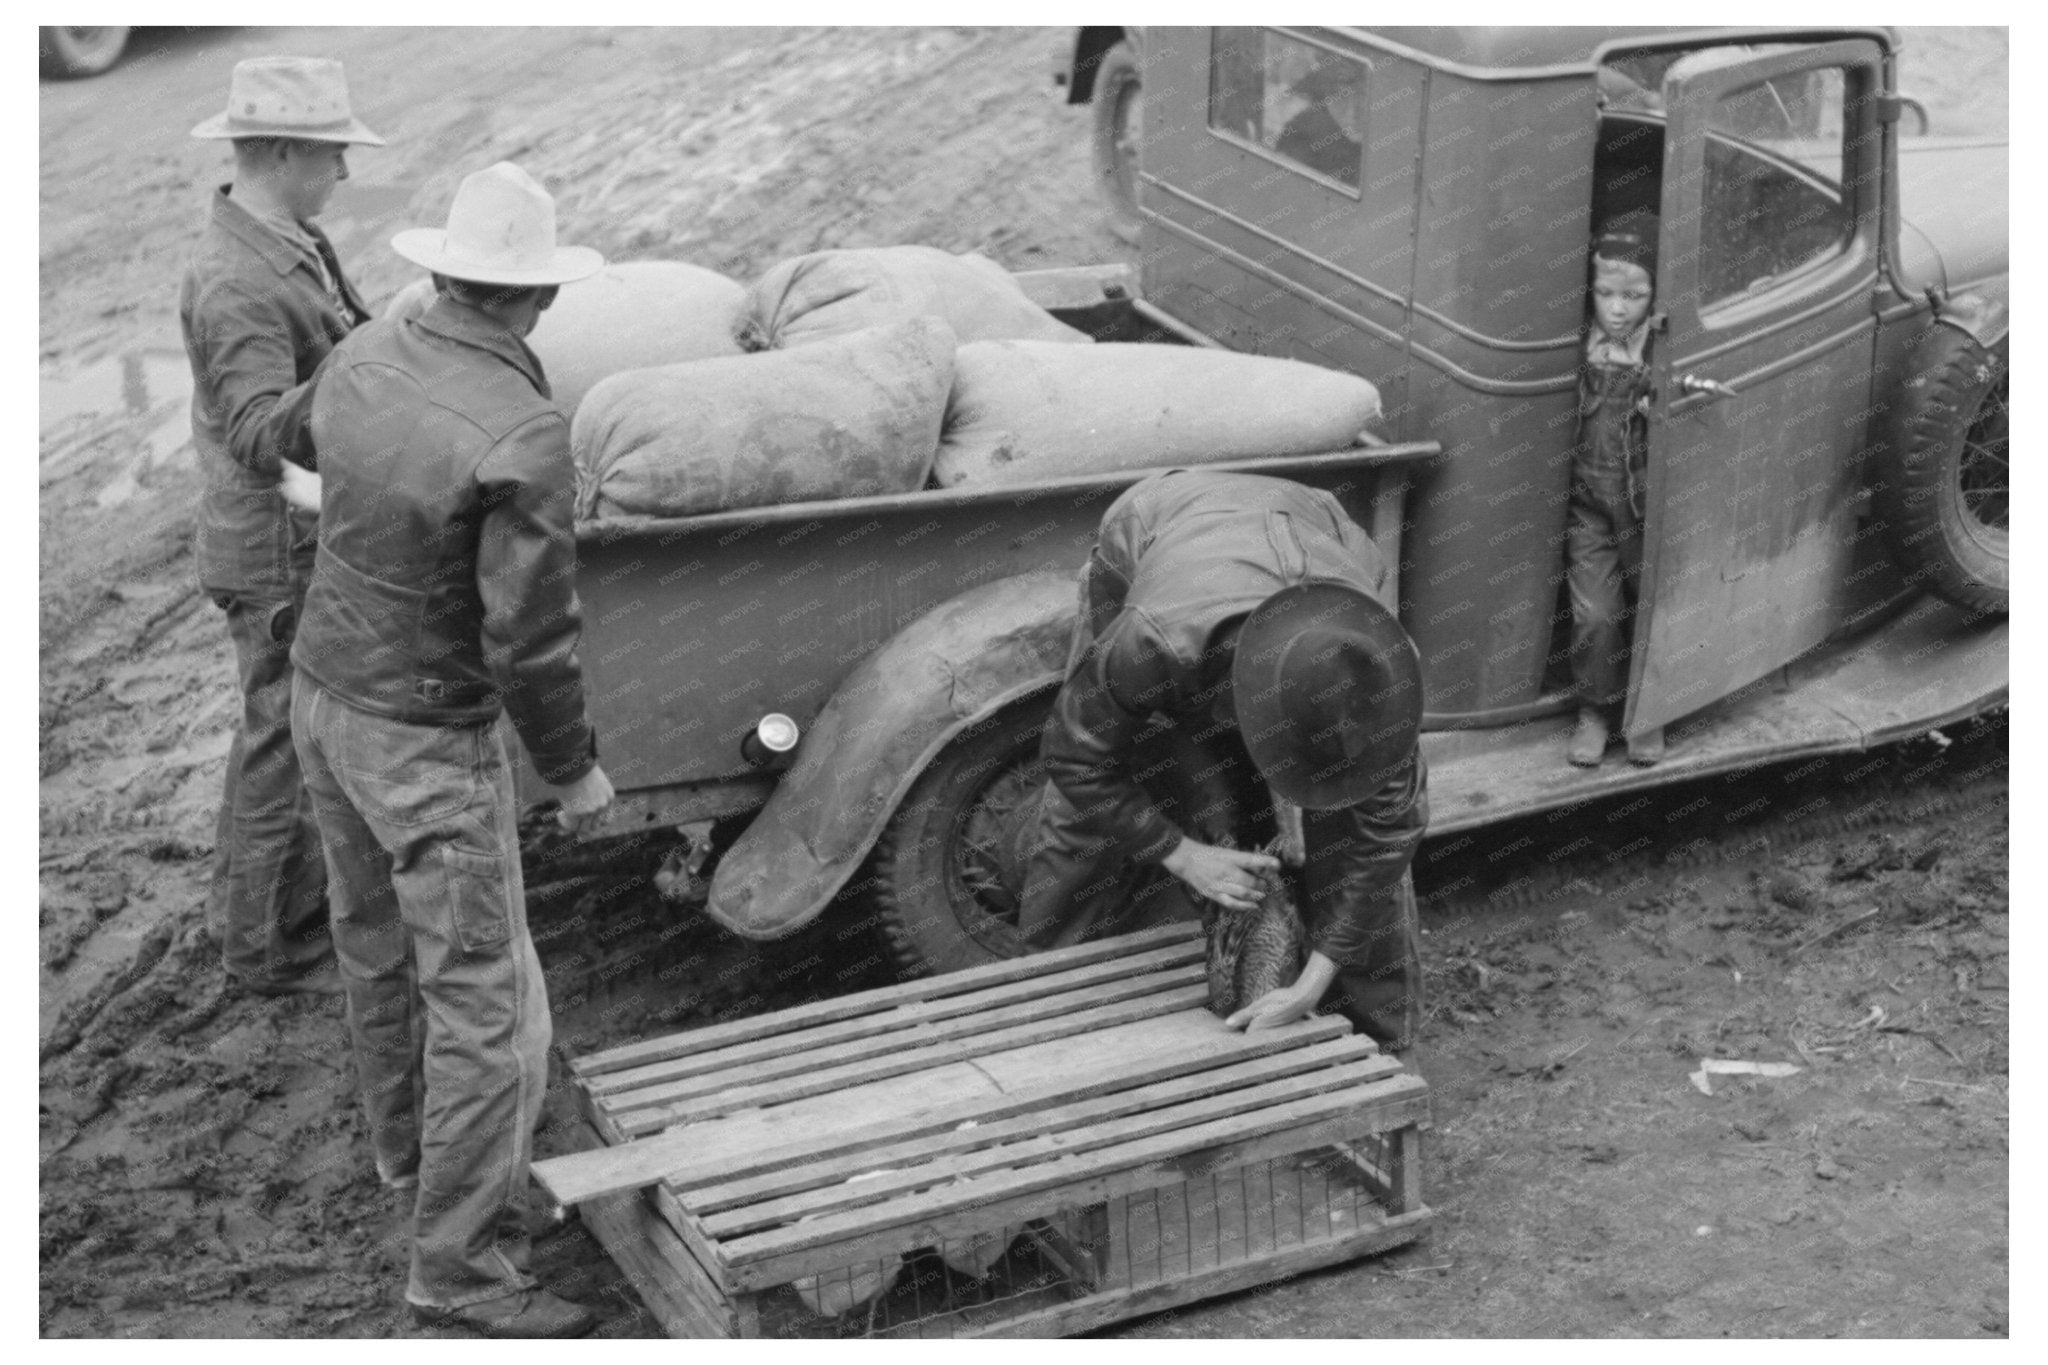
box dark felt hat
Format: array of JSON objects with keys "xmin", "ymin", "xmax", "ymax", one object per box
[{"xmin": 1231, "ymin": 582, "xmax": 1424, "ymax": 810}]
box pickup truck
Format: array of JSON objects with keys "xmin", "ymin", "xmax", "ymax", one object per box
[{"xmin": 525, "ymin": 25, "xmax": 2008, "ymax": 980}]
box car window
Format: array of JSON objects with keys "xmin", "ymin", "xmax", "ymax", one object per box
[
  {"xmin": 1698, "ymin": 68, "xmax": 1854, "ymax": 306},
  {"xmin": 1208, "ymin": 29, "xmax": 1365, "ymax": 190}
]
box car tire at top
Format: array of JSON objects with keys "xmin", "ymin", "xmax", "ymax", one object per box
[{"xmin": 40, "ymin": 26, "xmax": 131, "ymax": 80}]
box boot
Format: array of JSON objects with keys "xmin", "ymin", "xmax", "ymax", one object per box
[
  {"xmin": 1567, "ymin": 708, "xmax": 1610, "ymax": 767},
  {"xmin": 411, "ymin": 1288, "xmax": 595, "ymax": 1339},
  {"xmin": 1627, "ymin": 726, "xmax": 1666, "ymax": 766}
]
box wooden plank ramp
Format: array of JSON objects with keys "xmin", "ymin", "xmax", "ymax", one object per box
[{"xmin": 540, "ymin": 925, "xmax": 1432, "ymax": 1338}]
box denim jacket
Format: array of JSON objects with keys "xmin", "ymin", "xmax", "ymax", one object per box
[{"xmin": 179, "ymin": 186, "xmax": 368, "ymax": 593}]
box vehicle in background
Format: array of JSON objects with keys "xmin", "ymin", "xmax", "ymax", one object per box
[
  {"xmin": 40, "ymin": 27, "xmax": 132, "ymax": 80},
  {"xmin": 1056, "ymin": 28, "xmax": 1144, "ymax": 243}
]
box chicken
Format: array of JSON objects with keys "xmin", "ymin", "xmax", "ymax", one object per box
[
  {"xmin": 792, "ymin": 1257, "xmax": 902, "ymax": 1319},
  {"xmin": 1204, "ymin": 829, "xmax": 1307, "ymax": 1019},
  {"xmin": 937, "ymin": 1228, "xmax": 1016, "ymax": 1280}
]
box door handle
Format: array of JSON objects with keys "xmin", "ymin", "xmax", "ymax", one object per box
[{"xmin": 1678, "ymin": 373, "xmax": 1740, "ymax": 400}]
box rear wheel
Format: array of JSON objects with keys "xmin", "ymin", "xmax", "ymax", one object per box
[
  {"xmin": 1877, "ymin": 328, "xmax": 2008, "ymax": 614},
  {"xmin": 40, "ymin": 26, "xmax": 130, "ymax": 79},
  {"xmin": 1090, "ymin": 41, "xmax": 1143, "ymax": 246},
  {"xmin": 869, "ymin": 699, "xmax": 1053, "ymax": 977}
]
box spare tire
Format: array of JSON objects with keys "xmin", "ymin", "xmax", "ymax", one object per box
[{"xmin": 1876, "ymin": 326, "xmax": 2008, "ymax": 615}]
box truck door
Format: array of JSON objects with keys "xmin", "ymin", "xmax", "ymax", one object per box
[{"xmin": 1627, "ymin": 39, "xmax": 1886, "ymax": 736}]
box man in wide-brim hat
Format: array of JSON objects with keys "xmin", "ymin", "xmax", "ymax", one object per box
[
  {"xmin": 1017, "ymin": 469, "xmax": 1429, "ymax": 1050},
  {"xmin": 288, "ymin": 161, "xmax": 612, "ymax": 1339},
  {"xmin": 179, "ymin": 56, "xmax": 384, "ymax": 999}
]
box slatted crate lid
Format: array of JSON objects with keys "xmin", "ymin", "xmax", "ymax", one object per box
[{"xmin": 539, "ymin": 923, "xmax": 1428, "ymax": 1298}]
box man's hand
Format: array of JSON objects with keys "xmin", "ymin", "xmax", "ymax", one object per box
[
  {"xmin": 1161, "ymin": 837, "xmax": 1279, "ymax": 912},
  {"xmin": 553, "ymin": 762, "xmax": 614, "ymax": 836},
  {"xmin": 278, "ymin": 461, "xmax": 323, "ymax": 515},
  {"xmin": 1225, "ymin": 950, "xmax": 1339, "ymax": 1032}
]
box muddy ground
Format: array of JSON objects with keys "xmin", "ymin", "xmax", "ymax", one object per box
[{"xmin": 39, "ymin": 26, "xmax": 2008, "ymax": 1339}]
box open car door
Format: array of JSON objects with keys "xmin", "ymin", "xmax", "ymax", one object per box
[{"xmin": 1627, "ymin": 38, "xmax": 1888, "ymax": 738}]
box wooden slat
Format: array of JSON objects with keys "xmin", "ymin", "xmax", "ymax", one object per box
[
  {"xmin": 578, "ymin": 1186, "xmax": 740, "ymax": 1337},
  {"xmin": 615, "ymin": 983, "xmax": 1212, "ymax": 1137},
  {"xmin": 683, "ymin": 1037, "xmax": 1387, "ymax": 1216},
  {"xmin": 571, "ymin": 922, "xmax": 1200, "ymax": 1077},
  {"xmin": 963, "ymin": 1210, "xmax": 1432, "ymax": 1338},
  {"xmin": 722, "ymin": 1076, "xmax": 1429, "ymax": 1286},
  {"xmin": 535, "ymin": 1018, "xmax": 1354, "ymax": 1206},
  {"xmin": 699, "ymin": 1055, "xmax": 1405, "ymax": 1238},
  {"xmin": 726, "ymin": 1099, "xmax": 1428, "ymax": 1290},
  {"xmin": 586, "ymin": 939, "xmax": 1204, "ymax": 1095},
  {"xmin": 648, "ymin": 1182, "xmax": 733, "ymax": 1292},
  {"xmin": 1384, "ymin": 1124, "xmax": 1426, "ymax": 1217},
  {"xmin": 591, "ymin": 956, "xmax": 1204, "ymax": 1104}
]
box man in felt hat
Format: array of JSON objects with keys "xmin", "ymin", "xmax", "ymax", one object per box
[
  {"xmin": 1017, "ymin": 470, "xmax": 1428, "ymax": 1050},
  {"xmin": 288, "ymin": 162, "xmax": 614, "ymax": 1339},
  {"xmin": 181, "ymin": 56, "xmax": 385, "ymax": 996}
]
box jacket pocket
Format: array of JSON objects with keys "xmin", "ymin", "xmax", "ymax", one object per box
[
  {"xmin": 1081, "ymin": 548, "xmax": 1131, "ymax": 640},
  {"xmin": 297, "ymin": 550, "xmax": 428, "ymax": 715},
  {"xmin": 1264, "ymin": 510, "xmax": 1309, "ymax": 582},
  {"xmin": 197, "ymin": 484, "xmax": 290, "ymax": 591},
  {"xmin": 441, "ymin": 845, "xmax": 513, "ymax": 953}
]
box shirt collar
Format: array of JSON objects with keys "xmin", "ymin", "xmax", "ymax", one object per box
[
  {"xmin": 211, "ymin": 185, "xmax": 316, "ymax": 279},
  {"xmin": 1586, "ymin": 320, "xmax": 1651, "ymax": 367},
  {"xmin": 412, "ymin": 294, "xmax": 550, "ymax": 396}
]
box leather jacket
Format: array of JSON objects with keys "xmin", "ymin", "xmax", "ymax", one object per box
[
  {"xmin": 1038, "ymin": 470, "xmax": 1428, "ymax": 965},
  {"xmin": 290, "ymin": 296, "xmax": 597, "ymax": 786},
  {"xmin": 179, "ymin": 186, "xmax": 369, "ymax": 594}
]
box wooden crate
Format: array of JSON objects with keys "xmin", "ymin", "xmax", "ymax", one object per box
[{"xmin": 536, "ymin": 922, "xmax": 1432, "ymax": 1338}]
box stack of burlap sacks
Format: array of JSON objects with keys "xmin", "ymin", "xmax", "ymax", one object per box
[{"xmin": 390, "ymin": 246, "xmax": 1384, "ymax": 520}]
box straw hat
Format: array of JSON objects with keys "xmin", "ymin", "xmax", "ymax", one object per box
[
  {"xmin": 190, "ymin": 56, "xmax": 385, "ymax": 145},
  {"xmin": 391, "ymin": 162, "xmax": 604, "ymax": 287}
]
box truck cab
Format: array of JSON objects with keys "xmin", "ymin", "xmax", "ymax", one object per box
[{"xmin": 1070, "ymin": 26, "xmax": 2006, "ymax": 745}]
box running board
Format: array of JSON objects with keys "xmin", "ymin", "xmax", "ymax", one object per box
[{"xmin": 1421, "ymin": 594, "xmax": 2007, "ymax": 836}]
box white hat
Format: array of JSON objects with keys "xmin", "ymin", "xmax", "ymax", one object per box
[
  {"xmin": 391, "ymin": 162, "xmax": 604, "ymax": 287},
  {"xmin": 191, "ymin": 56, "xmax": 385, "ymax": 145}
]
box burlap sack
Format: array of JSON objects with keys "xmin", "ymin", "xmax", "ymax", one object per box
[
  {"xmin": 380, "ymin": 261, "xmax": 747, "ymax": 417},
  {"xmin": 934, "ymin": 341, "xmax": 1383, "ymax": 488},
  {"xmin": 574, "ymin": 317, "xmax": 956, "ymax": 520},
  {"xmin": 384, "ymin": 276, "xmax": 436, "ymax": 321},
  {"xmin": 745, "ymin": 246, "xmax": 1091, "ymax": 350}
]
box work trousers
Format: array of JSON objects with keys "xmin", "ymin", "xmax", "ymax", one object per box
[
  {"xmin": 207, "ymin": 586, "xmax": 333, "ymax": 986},
  {"xmin": 291, "ymin": 675, "xmax": 550, "ymax": 1311},
  {"xmin": 1019, "ymin": 716, "xmax": 1421, "ymax": 1051},
  {"xmin": 1566, "ymin": 400, "xmax": 1647, "ymax": 711}
]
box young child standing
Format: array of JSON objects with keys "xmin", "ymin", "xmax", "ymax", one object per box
[{"xmin": 1566, "ymin": 212, "xmax": 1664, "ymax": 767}]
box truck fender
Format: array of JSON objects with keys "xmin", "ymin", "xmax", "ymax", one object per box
[
  {"xmin": 703, "ymin": 570, "xmax": 1076, "ymax": 940},
  {"xmin": 1936, "ymin": 278, "xmax": 2008, "ymax": 350}
]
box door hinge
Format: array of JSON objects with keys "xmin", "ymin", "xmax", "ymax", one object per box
[{"xmin": 1873, "ymin": 93, "xmax": 1904, "ymax": 125}]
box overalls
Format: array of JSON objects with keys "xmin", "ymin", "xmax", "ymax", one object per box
[{"xmin": 1566, "ymin": 345, "xmax": 1652, "ymax": 711}]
